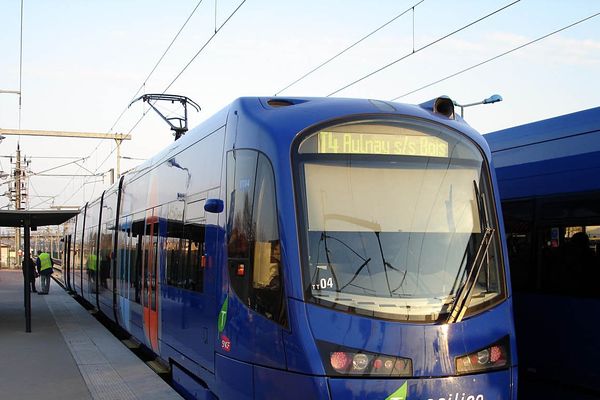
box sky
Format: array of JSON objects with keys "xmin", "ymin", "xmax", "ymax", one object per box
[{"xmin": 0, "ymin": 0, "xmax": 599, "ymax": 210}]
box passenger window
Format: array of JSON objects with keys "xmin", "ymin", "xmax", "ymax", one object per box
[
  {"xmin": 165, "ymin": 199, "xmax": 205, "ymax": 293},
  {"xmin": 227, "ymin": 150, "xmax": 286, "ymax": 325},
  {"xmin": 503, "ymin": 196, "xmax": 600, "ymax": 298}
]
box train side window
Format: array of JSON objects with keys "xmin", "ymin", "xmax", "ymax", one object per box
[
  {"xmin": 539, "ymin": 225, "xmax": 600, "ymax": 297},
  {"xmin": 184, "ymin": 199, "xmax": 206, "ymax": 293},
  {"xmin": 227, "ymin": 150, "xmax": 286, "ymax": 325},
  {"xmin": 131, "ymin": 211, "xmax": 145, "ymax": 304},
  {"xmin": 502, "ymin": 200, "xmax": 535, "ymax": 292},
  {"xmin": 165, "ymin": 201, "xmax": 183, "ymax": 289},
  {"xmin": 166, "ymin": 199, "xmax": 205, "ymax": 293}
]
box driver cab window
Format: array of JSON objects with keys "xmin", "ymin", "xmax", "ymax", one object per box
[{"xmin": 226, "ymin": 150, "xmax": 286, "ymax": 325}]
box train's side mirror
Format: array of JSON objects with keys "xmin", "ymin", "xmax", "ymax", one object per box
[{"xmin": 204, "ymin": 198, "xmax": 224, "ymax": 213}]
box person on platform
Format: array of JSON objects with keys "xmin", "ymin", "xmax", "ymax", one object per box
[
  {"xmin": 36, "ymin": 250, "xmax": 54, "ymax": 295},
  {"xmin": 22, "ymin": 253, "xmax": 38, "ymax": 293}
]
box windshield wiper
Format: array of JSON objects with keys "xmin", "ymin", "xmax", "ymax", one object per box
[
  {"xmin": 446, "ymin": 180, "xmax": 495, "ymax": 324},
  {"xmin": 446, "ymin": 227, "xmax": 495, "ymax": 323},
  {"xmin": 374, "ymin": 231, "xmax": 407, "ymax": 296},
  {"xmin": 313, "ymin": 232, "xmax": 372, "ymax": 292},
  {"xmin": 312, "ymin": 232, "xmax": 341, "ymax": 291},
  {"xmin": 339, "ymin": 258, "xmax": 372, "ymax": 291}
]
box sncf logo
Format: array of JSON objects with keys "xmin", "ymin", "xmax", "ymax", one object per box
[{"xmin": 220, "ymin": 334, "xmax": 231, "ymax": 352}]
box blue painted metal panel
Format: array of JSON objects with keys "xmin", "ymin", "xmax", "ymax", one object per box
[
  {"xmin": 494, "ymin": 151, "xmax": 600, "ymax": 199},
  {"xmin": 218, "ymin": 290, "xmax": 286, "ymax": 369},
  {"xmin": 253, "ymin": 364, "xmax": 330, "ymax": 399},
  {"xmin": 306, "ymin": 301, "xmax": 516, "ymax": 377},
  {"xmin": 129, "ymin": 301, "xmax": 145, "ymax": 344},
  {"xmin": 214, "ymin": 354, "xmax": 253, "ymax": 400},
  {"xmin": 118, "ymin": 295, "xmax": 131, "ymax": 332},
  {"xmin": 486, "ymin": 106, "xmax": 600, "ymax": 199},
  {"xmin": 328, "ymin": 369, "xmax": 511, "ymax": 400},
  {"xmin": 98, "ymin": 289, "xmax": 115, "ymax": 322},
  {"xmin": 160, "ymin": 286, "xmax": 214, "ymax": 367},
  {"xmin": 160, "ymin": 340, "xmax": 216, "ymax": 391},
  {"xmin": 514, "ymin": 294, "xmax": 600, "ymax": 392},
  {"xmin": 485, "ymin": 106, "xmax": 600, "ymax": 152},
  {"xmin": 172, "ymin": 362, "xmax": 217, "ymax": 400},
  {"xmin": 283, "ymin": 298, "xmax": 324, "ymax": 375}
]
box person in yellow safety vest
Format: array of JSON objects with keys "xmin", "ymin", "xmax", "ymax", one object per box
[
  {"xmin": 36, "ymin": 251, "xmax": 54, "ymax": 295},
  {"xmin": 87, "ymin": 253, "xmax": 98, "ymax": 293}
]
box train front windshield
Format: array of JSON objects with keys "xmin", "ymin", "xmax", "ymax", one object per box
[{"xmin": 296, "ymin": 119, "xmax": 506, "ymax": 322}]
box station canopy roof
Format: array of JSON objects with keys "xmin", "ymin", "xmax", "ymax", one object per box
[{"xmin": 0, "ymin": 210, "xmax": 78, "ymax": 228}]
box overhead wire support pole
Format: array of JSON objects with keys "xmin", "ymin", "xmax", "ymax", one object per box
[
  {"xmin": 0, "ymin": 129, "xmax": 131, "ymax": 141},
  {"xmin": 0, "ymin": 129, "xmax": 130, "ymax": 177},
  {"xmin": 24, "ymin": 216, "xmax": 31, "ymax": 332},
  {"xmin": 0, "ymin": 89, "xmax": 22, "ymax": 95},
  {"xmin": 15, "ymin": 145, "xmax": 22, "ymax": 269}
]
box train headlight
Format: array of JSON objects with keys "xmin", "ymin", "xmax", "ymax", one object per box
[
  {"xmin": 319, "ymin": 341, "xmax": 412, "ymax": 377},
  {"xmin": 455, "ymin": 336, "xmax": 510, "ymax": 375}
]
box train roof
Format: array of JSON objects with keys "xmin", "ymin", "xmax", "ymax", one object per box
[
  {"xmin": 485, "ymin": 106, "xmax": 600, "ymax": 153},
  {"xmin": 485, "ymin": 106, "xmax": 600, "ymax": 199},
  {"xmin": 122, "ymin": 96, "xmax": 488, "ymax": 180}
]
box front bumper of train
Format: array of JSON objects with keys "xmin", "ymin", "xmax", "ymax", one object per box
[{"xmin": 327, "ymin": 368, "xmax": 516, "ymax": 400}]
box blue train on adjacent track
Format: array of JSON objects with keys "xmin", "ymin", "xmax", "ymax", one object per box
[
  {"xmin": 58, "ymin": 96, "xmax": 517, "ymax": 399},
  {"xmin": 486, "ymin": 107, "xmax": 600, "ymax": 397}
]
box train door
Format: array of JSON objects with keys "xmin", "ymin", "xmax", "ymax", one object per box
[
  {"xmin": 65, "ymin": 235, "xmax": 72, "ymax": 290},
  {"xmin": 142, "ymin": 209, "xmax": 160, "ymax": 352},
  {"xmin": 117, "ymin": 215, "xmax": 132, "ymax": 332}
]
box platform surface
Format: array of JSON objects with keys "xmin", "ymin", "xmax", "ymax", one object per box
[{"xmin": 0, "ymin": 270, "xmax": 182, "ymax": 400}]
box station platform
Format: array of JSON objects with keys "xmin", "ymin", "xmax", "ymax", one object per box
[{"xmin": 0, "ymin": 269, "xmax": 182, "ymax": 400}]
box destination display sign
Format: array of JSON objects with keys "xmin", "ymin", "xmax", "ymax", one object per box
[{"xmin": 318, "ymin": 131, "xmax": 449, "ymax": 157}]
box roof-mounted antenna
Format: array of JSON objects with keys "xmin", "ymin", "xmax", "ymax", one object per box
[{"xmin": 129, "ymin": 94, "xmax": 200, "ymax": 140}]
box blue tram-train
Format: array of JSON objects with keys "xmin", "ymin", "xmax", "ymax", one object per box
[
  {"xmin": 485, "ymin": 107, "xmax": 600, "ymax": 396},
  {"xmin": 59, "ymin": 96, "xmax": 517, "ymax": 399}
]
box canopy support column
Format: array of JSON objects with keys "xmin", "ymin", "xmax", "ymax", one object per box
[{"xmin": 23, "ymin": 216, "xmax": 31, "ymax": 333}]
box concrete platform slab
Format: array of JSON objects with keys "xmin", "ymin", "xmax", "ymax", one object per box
[{"xmin": 0, "ymin": 270, "xmax": 182, "ymax": 400}]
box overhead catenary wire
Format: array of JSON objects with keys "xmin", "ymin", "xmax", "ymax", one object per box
[
  {"xmin": 53, "ymin": 0, "xmax": 230, "ymax": 206},
  {"xmin": 59, "ymin": 0, "xmax": 249, "ymax": 207},
  {"xmin": 390, "ymin": 11, "xmax": 600, "ymax": 101},
  {"xmin": 125, "ymin": 0, "xmax": 248, "ymax": 136},
  {"xmin": 28, "ymin": 180, "xmax": 56, "ymax": 209},
  {"xmin": 273, "ymin": 0, "xmax": 425, "ymax": 96},
  {"xmin": 0, "ymin": 157, "xmax": 89, "ymax": 188},
  {"xmin": 107, "ymin": 0, "xmax": 206, "ymax": 135},
  {"xmin": 57, "ymin": 0, "xmax": 207, "ymax": 207},
  {"xmin": 0, "ymin": 155, "xmax": 84, "ymax": 160},
  {"xmin": 61, "ymin": 0, "xmax": 207, "ymax": 202},
  {"xmin": 326, "ymin": 0, "xmax": 521, "ymax": 97}
]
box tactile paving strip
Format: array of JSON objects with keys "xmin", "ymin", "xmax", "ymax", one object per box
[
  {"xmin": 80, "ymin": 364, "xmax": 137, "ymax": 400},
  {"xmin": 46, "ymin": 296, "xmax": 137, "ymax": 399}
]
